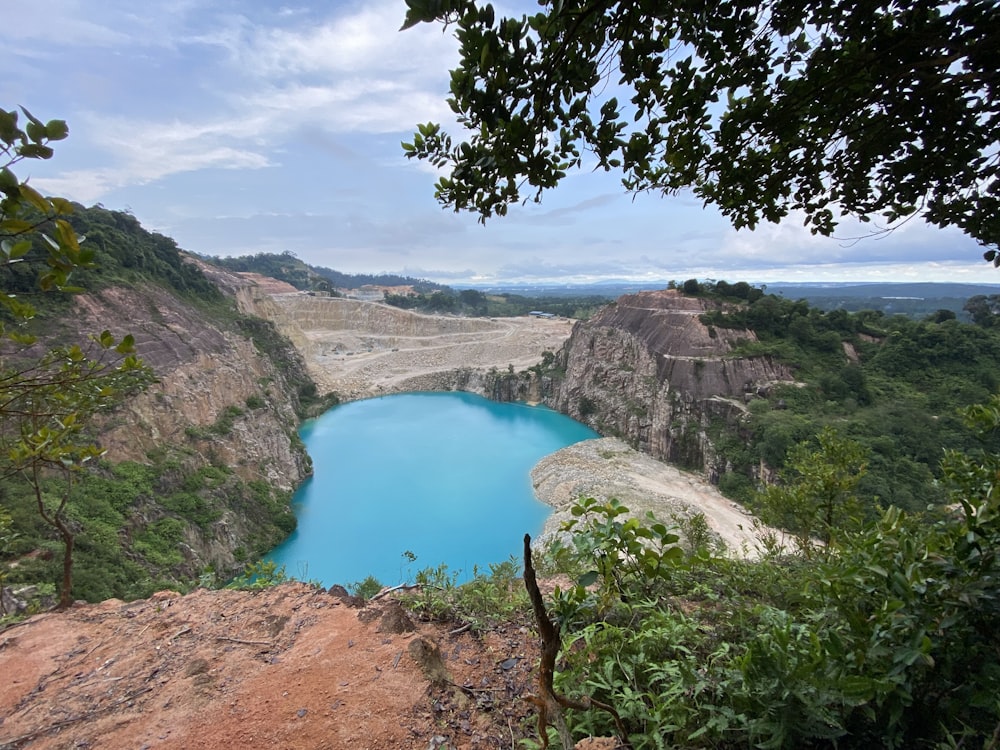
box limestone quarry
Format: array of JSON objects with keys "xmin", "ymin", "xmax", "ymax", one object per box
[
  {"xmin": 241, "ymin": 291, "xmax": 575, "ymax": 401},
  {"xmin": 236, "ymin": 283, "xmax": 779, "ymax": 556},
  {"xmin": 1, "ymin": 277, "xmax": 787, "ymax": 750}
]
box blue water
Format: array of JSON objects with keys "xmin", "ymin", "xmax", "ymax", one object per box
[{"xmin": 267, "ymin": 391, "xmax": 598, "ymax": 587}]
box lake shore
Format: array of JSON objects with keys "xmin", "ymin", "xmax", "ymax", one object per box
[{"xmin": 531, "ymin": 437, "xmax": 772, "ymax": 558}]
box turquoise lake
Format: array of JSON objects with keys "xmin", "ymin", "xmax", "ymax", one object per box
[{"xmin": 267, "ymin": 391, "xmax": 598, "ymax": 587}]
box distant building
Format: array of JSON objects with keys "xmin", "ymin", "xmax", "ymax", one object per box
[{"xmin": 529, "ymin": 311, "xmax": 556, "ymax": 318}]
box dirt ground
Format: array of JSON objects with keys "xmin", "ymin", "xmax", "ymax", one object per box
[
  {"xmin": 259, "ymin": 294, "xmax": 576, "ymax": 400},
  {"xmin": 0, "ymin": 584, "xmax": 554, "ymax": 750}
]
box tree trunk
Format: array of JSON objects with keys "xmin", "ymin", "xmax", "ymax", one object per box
[{"xmin": 56, "ymin": 519, "xmax": 74, "ymax": 609}]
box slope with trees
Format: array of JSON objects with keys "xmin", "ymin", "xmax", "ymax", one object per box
[{"xmin": 1, "ymin": 110, "xmax": 323, "ymax": 609}]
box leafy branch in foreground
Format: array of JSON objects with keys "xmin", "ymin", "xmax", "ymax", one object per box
[{"xmin": 1, "ymin": 106, "xmax": 154, "ymax": 608}]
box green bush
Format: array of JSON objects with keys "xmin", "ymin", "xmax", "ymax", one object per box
[
  {"xmin": 348, "ymin": 575, "xmax": 383, "ymax": 600},
  {"xmin": 539, "ymin": 431, "xmax": 1000, "ymax": 750}
]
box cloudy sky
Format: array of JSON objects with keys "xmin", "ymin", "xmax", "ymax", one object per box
[{"xmin": 2, "ymin": 0, "xmax": 994, "ymax": 286}]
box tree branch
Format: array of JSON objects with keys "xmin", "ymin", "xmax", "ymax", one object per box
[{"xmin": 523, "ymin": 533, "xmax": 630, "ymax": 750}]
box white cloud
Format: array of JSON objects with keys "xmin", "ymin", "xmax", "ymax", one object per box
[
  {"xmin": 33, "ymin": 114, "xmax": 272, "ymax": 203},
  {"xmin": 717, "ymin": 209, "xmax": 982, "ymax": 270},
  {"xmin": 236, "ymin": 1, "xmax": 455, "ymax": 81},
  {"xmin": 2, "ymin": 0, "xmax": 132, "ymax": 47},
  {"xmin": 23, "ymin": 0, "xmax": 459, "ymax": 204}
]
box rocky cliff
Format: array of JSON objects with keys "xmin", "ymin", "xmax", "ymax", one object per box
[
  {"xmin": 548, "ymin": 290, "xmax": 794, "ymax": 475},
  {"xmin": 17, "ymin": 261, "xmax": 318, "ymax": 592}
]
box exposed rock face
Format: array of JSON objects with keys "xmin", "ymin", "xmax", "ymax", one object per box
[
  {"xmin": 549, "ymin": 290, "xmax": 794, "ymax": 473},
  {"xmin": 66, "ymin": 268, "xmax": 314, "ymax": 579},
  {"xmin": 83, "ymin": 284, "xmax": 309, "ymax": 491}
]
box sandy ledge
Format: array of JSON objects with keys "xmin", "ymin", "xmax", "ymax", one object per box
[{"xmin": 531, "ymin": 437, "xmax": 771, "ymax": 558}]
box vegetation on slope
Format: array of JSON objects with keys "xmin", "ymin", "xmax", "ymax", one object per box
[
  {"xmin": 2, "ymin": 455, "xmax": 295, "ymax": 602},
  {"xmin": 208, "ymin": 250, "xmax": 448, "ymax": 294},
  {"xmin": 2, "ymin": 186, "xmax": 318, "ymax": 608},
  {"xmin": 659, "ymin": 280, "xmax": 1000, "ymax": 521},
  {"xmin": 534, "ymin": 405, "xmax": 1000, "ymax": 750}
]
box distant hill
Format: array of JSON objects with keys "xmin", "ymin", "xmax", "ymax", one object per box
[
  {"xmin": 198, "ymin": 258, "xmax": 1000, "ymax": 321},
  {"xmin": 205, "ymin": 252, "xmax": 447, "ymax": 294},
  {"xmin": 766, "ymin": 282, "xmax": 1000, "ymax": 320},
  {"xmin": 463, "ymin": 281, "xmax": 1000, "ymax": 320}
]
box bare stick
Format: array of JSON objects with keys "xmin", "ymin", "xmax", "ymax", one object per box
[
  {"xmin": 523, "ymin": 534, "xmax": 630, "ymax": 750},
  {"xmin": 369, "ymin": 583, "xmax": 421, "ymax": 601},
  {"xmin": 215, "ymin": 636, "xmax": 273, "ymax": 647}
]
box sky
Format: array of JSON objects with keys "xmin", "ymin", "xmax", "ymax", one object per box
[{"xmin": 2, "ymin": 0, "xmax": 995, "ymax": 287}]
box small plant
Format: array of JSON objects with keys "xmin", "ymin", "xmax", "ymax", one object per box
[
  {"xmin": 400, "ymin": 549, "xmax": 417, "ymax": 583},
  {"xmin": 348, "ymin": 575, "xmax": 383, "ymax": 600},
  {"xmin": 403, "ymin": 562, "xmax": 459, "ymax": 620},
  {"xmin": 399, "ymin": 557, "xmax": 529, "ymax": 632},
  {"xmin": 577, "ymin": 395, "xmax": 598, "ymax": 418},
  {"xmin": 227, "ymin": 559, "xmax": 289, "ymax": 589},
  {"xmin": 673, "ymin": 511, "xmax": 726, "ymax": 558},
  {"xmin": 210, "ymin": 405, "xmax": 245, "ymax": 436},
  {"xmin": 548, "ymin": 497, "xmax": 684, "ymax": 615},
  {"xmin": 244, "ymin": 394, "xmax": 265, "ymax": 409}
]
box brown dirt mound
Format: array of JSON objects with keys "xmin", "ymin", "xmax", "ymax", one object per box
[{"xmin": 0, "ymin": 584, "xmax": 547, "ymax": 749}]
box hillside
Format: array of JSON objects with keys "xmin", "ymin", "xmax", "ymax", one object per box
[{"xmin": 1, "ymin": 207, "xmax": 322, "ymax": 602}]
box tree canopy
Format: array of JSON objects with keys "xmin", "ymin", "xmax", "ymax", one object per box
[{"xmin": 402, "ymin": 0, "xmax": 999, "ymax": 257}]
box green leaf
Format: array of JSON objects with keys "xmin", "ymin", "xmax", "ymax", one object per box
[
  {"xmin": 577, "ymin": 570, "xmax": 599, "ymax": 587},
  {"xmin": 0, "ymin": 167, "xmax": 18, "ymax": 193},
  {"xmin": 7, "ymin": 239, "xmax": 31, "ymax": 260},
  {"xmin": 115, "ymin": 334, "xmax": 137, "ymax": 354},
  {"xmin": 18, "ymin": 182, "xmax": 53, "ymax": 214},
  {"xmin": 18, "ymin": 106, "xmax": 43, "ymax": 127},
  {"xmin": 26, "ymin": 120, "xmax": 46, "ymax": 144},
  {"xmin": 17, "ymin": 143, "xmax": 54, "ymax": 159},
  {"xmin": 44, "ymin": 119, "xmax": 69, "ymax": 141}
]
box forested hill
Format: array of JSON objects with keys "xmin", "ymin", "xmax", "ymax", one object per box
[
  {"xmin": 206, "ymin": 251, "xmax": 448, "ymax": 294},
  {"xmin": 681, "ymin": 280, "xmax": 1000, "ymax": 512}
]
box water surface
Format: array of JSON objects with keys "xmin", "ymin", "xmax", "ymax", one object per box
[{"xmin": 267, "ymin": 391, "xmax": 597, "ymax": 586}]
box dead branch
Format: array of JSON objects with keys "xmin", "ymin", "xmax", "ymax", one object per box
[
  {"xmin": 214, "ymin": 636, "xmax": 273, "ymax": 647},
  {"xmin": 523, "ymin": 533, "xmax": 631, "ymax": 750},
  {"xmin": 369, "ymin": 583, "xmax": 421, "ymax": 601},
  {"xmin": 2, "ymin": 687, "xmax": 153, "ymax": 746}
]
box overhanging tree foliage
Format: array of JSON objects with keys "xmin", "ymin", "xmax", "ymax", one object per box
[{"xmin": 402, "ymin": 1, "xmax": 999, "ymax": 257}]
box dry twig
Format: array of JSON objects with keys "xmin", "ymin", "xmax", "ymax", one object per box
[{"xmin": 523, "ymin": 534, "xmax": 630, "ymax": 750}]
